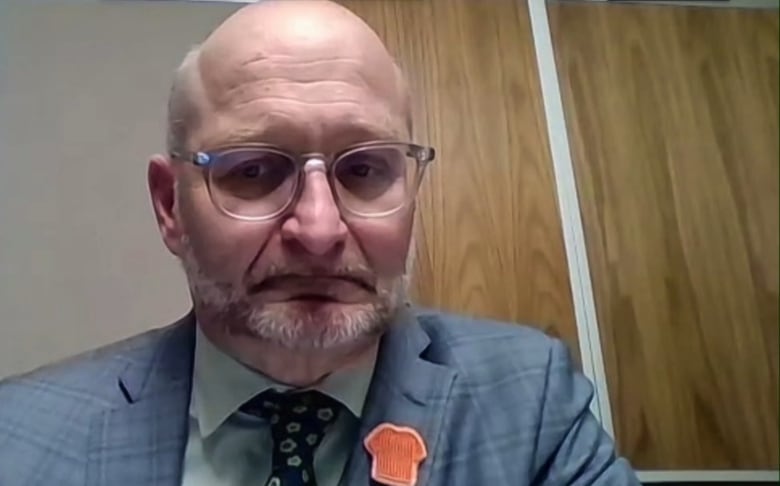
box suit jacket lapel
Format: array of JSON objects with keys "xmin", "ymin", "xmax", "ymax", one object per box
[
  {"xmin": 87, "ymin": 313, "xmax": 196, "ymax": 486},
  {"xmin": 341, "ymin": 308, "xmax": 458, "ymax": 486}
]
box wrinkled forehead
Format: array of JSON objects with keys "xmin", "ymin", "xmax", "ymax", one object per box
[{"xmin": 193, "ymin": 21, "xmax": 408, "ymax": 151}]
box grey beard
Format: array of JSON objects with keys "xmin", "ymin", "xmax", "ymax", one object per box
[{"xmin": 178, "ymin": 238, "xmax": 409, "ymax": 350}]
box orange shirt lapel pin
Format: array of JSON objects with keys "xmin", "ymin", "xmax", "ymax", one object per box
[{"xmin": 364, "ymin": 423, "xmax": 427, "ymax": 486}]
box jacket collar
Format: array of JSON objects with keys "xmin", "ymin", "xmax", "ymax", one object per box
[
  {"xmin": 340, "ymin": 306, "xmax": 458, "ymax": 486},
  {"xmin": 87, "ymin": 311, "xmax": 196, "ymax": 486}
]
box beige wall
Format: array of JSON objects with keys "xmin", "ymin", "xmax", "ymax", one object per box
[{"xmin": 0, "ymin": 2, "xmax": 242, "ymax": 378}]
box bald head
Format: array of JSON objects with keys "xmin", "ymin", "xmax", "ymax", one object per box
[
  {"xmin": 204, "ymin": 0, "xmax": 386, "ymax": 65},
  {"xmin": 167, "ymin": 0, "xmax": 411, "ymax": 156}
]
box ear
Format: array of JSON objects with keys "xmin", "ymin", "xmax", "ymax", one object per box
[{"xmin": 148, "ymin": 154, "xmax": 185, "ymax": 257}]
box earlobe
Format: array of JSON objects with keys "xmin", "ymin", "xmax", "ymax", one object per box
[{"xmin": 148, "ymin": 155, "xmax": 184, "ymax": 257}]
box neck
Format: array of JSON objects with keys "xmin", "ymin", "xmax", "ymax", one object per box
[{"xmin": 199, "ymin": 323, "xmax": 380, "ymax": 387}]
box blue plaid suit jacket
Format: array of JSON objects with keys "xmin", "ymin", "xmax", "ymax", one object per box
[{"xmin": 0, "ymin": 309, "xmax": 638, "ymax": 485}]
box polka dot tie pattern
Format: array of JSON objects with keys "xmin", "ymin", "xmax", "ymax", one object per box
[{"xmin": 241, "ymin": 390, "xmax": 342, "ymax": 486}]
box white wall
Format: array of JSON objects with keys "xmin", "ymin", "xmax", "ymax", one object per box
[{"xmin": 0, "ymin": 2, "xmax": 239, "ymax": 378}]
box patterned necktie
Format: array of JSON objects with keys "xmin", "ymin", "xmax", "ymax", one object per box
[{"xmin": 242, "ymin": 389, "xmax": 342, "ymax": 486}]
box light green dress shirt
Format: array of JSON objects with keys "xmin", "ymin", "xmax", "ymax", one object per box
[{"xmin": 181, "ymin": 326, "xmax": 377, "ymax": 486}]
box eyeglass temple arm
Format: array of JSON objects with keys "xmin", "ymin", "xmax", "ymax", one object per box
[{"xmin": 169, "ymin": 151, "xmax": 212, "ymax": 167}]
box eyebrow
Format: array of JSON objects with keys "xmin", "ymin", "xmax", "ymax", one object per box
[
  {"xmin": 336, "ymin": 123, "xmax": 401, "ymax": 143},
  {"xmin": 217, "ymin": 118, "xmax": 402, "ymax": 150}
]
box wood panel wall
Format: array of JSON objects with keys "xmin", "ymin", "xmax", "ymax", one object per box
[
  {"xmin": 341, "ymin": 0, "xmax": 580, "ymax": 358},
  {"xmin": 550, "ymin": 2, "xmax": 779, "ymax": 469}
]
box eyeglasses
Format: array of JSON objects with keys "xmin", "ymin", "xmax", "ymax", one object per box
[{"xmin": 171, "ymin": 141, "xmax": 436, "ymax": 221}]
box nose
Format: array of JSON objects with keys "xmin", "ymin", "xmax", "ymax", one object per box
[{"xmin": 280, "ymin": 160, "xmax": 348, "ymax": 256}]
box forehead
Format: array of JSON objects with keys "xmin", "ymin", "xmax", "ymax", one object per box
[
  {"xmin": 205, "ymin": 109, "xmax": 401, "ymax": 150},
  {"xmin": 195, "ymin": 42, "xmax": 407, "ymax": 151}
]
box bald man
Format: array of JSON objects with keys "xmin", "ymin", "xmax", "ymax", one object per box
[{"xmin": 0, "ymin": 2, "xmax": 638, "ymax": 485}]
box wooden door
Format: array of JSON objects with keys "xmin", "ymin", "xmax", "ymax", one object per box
[{"xmin": 550, "ymin": 1, "xmax": 779, "ymax": 469}]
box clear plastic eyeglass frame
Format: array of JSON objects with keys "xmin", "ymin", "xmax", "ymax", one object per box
[{"xmin": 170, "ymin": 140, "xmax": 436, "ymax": 221}]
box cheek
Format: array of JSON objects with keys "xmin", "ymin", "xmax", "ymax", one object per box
[
  {"xmin": 178, "ymin": 183, "xmax": 275, "ymax": 280},
  {"xmin": 347, "ymin": 212, "xmax": 413, "ymax": 276}
]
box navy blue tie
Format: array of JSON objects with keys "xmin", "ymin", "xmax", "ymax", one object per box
[{"xmin": 242, "ymin": 390, "xmax": 342, "ymax": 486}]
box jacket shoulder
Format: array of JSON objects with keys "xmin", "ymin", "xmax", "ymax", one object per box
[
  {"xmin": 0, "ymin": 322, "xmax": 182, "ymax": 485},
  {"xmin": 415, "ymin": 309, "xmax": 561, "ymax": 367},
  {"xmin": 1, "ymin": 325, "xmax": 171, "ymax": 409},
  {"xmin": 414, "ymin": 309, "xmax": 580, "ymax": 401}
]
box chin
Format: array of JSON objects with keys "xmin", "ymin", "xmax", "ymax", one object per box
[{"xmin": 241, "ymin": 300, "xmax": 394, "ymax": 350}]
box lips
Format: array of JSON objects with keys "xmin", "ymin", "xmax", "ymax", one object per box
[{"xmin": 250, "ymin": 275, "xmax": 375, "ymax": 303}]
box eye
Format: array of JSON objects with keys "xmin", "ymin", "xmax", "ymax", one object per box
[
  {"xmin": 234, "ymin": 161, "xmax": 265, "ymax": 179},
  {"xmin": 334, "ymin": 147, "xmax": 408, "ymax": 204},
  {"xmin": 344, "ymin": 162, "xmax": 377, "ymax": 178},
  {"xmin": 211, "ymin": 150, "xmax": 296, "ymax": 200},
  {"xmin": 337, "ymin": 152, "xmax": 391, "ymax": 179}
]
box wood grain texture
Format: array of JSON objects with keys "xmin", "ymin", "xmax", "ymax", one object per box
[
  {"xmin": 339, "ymin": 0, "xmax": 580, "ymax": 358},
  {"xmin": 550, "ymin": 2, "xmax": 779, "ymax": 469}
]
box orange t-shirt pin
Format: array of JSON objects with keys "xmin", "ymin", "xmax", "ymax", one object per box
[{"xmin": 364, "ymin": 423, "xmax": 427, "ymax": 486}]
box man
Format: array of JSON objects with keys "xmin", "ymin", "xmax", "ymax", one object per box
[{"xmin": 0, "ymin": 1, "xmax": 638, "ymax": 485}]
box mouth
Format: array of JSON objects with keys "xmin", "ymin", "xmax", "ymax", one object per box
[
  {"xmin": 284, "ymin": 293, "xmax": 339, "ymax": 302},
  {"xmin": 249, "ymin": 275, "xmax": 376, "ymax": 303}
]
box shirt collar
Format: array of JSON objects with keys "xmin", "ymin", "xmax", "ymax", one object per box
[{"xmin": 190, "ymin": 324, "xmax": 377, "ymax": 438}]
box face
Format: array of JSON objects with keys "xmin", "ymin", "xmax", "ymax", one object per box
[{"xmin": 151, "ymin": 18, "xmax": 415, "ymax": 352}]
